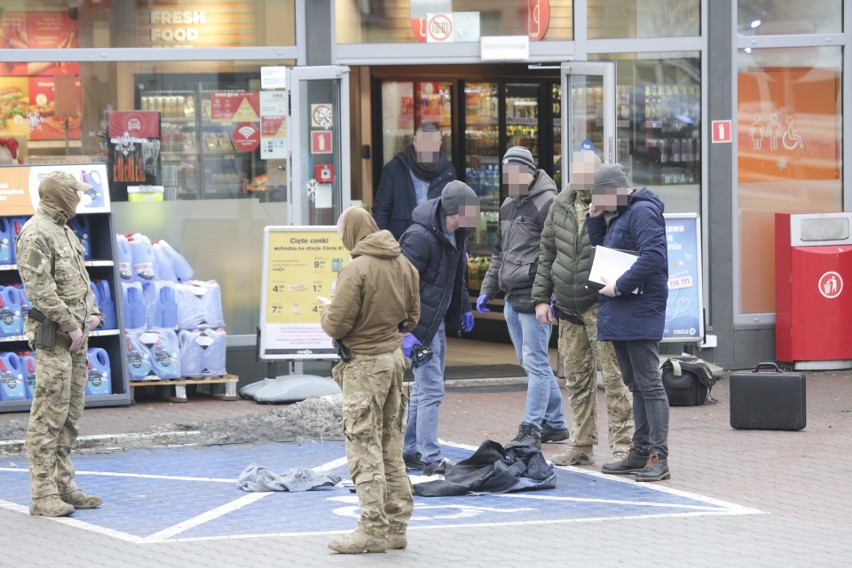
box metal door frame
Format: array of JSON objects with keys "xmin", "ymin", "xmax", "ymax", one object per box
[
  {"xmin": 560, "ymin": 61, "xmax": 617, "ymax": 171},
  {"xmin": 287, "ymin": 65, "xmax": 351, "ymax": 225}
]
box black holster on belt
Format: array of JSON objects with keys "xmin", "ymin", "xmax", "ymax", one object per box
[
  {"xmin": 335, "ymin": 340, "xmax": 352, "ymax": 362},
  {"xmin": 557, "ymin": 308, "xmax": 584, "ymax": 326},
  {"xmin": 28, "ymin": 308, "xmax": 57, "ymax": 350}
]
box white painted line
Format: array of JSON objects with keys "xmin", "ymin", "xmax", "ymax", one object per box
[
  {"xmin": 142, "ymin": 492, "xmax": 270, "ymax": 542},
  {"xmin": 0, "ymin": 467, "xmax": 234, "ymax": 484},
  {"xmin": 313, "ymin": 456, "xmax": 348, "ymax": 472},
  {"xmin": 0, "ymin": 498, "xmax": 145, "ymax": 543},
  {"xmin": 496, "ymin": 493, "xmax": 723, "ymax": 511}
]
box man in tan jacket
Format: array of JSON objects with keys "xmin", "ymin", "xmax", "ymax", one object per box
[{"xmin": 320, "ymin": 207, "xmax": 420, "ymax": 554}]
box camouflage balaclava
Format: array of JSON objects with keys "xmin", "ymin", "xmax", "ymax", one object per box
[
  {"xmin": 337, "ymin": 207, "xmax": 380, "ymax": 252},
  {"xmin": 38, "ymin": 171, "xmax": 89, "ymax": 218}
]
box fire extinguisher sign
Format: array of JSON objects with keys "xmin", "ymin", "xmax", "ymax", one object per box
[{"xmin": 311, "ymin": 131, "xmax": 333, "ymax": 154}]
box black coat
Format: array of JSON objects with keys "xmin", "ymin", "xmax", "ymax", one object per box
[
  {"xmin": 399, "ymin": 198, "xmax": 472, "ymax": 345},
  {"xmin": 372, "ymin": 152, "xmax": 456, "ymax": 241}
]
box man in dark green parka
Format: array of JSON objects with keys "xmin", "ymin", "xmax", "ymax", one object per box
[{"xmin": 531, "ymin": 151, "xmax": 633, "ymax": 467}]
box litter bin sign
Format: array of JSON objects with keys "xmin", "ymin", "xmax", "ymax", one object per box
[{"xmin": 775, "ymin": 212, "xmax": 852, "ymax": 369}]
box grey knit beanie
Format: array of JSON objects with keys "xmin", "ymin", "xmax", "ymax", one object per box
[
  {"xmin": 593, "ymin": 163, "xmax": 630, "ymax": 193},
  {"xmin": 502, "ymin": 146, "xmax": 536, "ymax": 173},
  {"xmin": 441, "ymin": 181, "xmax": 478, "ymax": 215}
]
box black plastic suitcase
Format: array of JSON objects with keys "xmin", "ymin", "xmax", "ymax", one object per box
[{"xmin": 729, "ymin": 362, "xmax": 806, "ymax": 431}]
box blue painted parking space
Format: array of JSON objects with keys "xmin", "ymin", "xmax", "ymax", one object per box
[{"xmin": 0, "ymin": 441, "xmax": 760, "ymax": 543}]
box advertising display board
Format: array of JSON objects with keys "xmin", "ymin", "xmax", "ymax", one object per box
[
  {"xmin": 662, "ymin": 213, "xmax": 704, "ymax": 343},
  {"xmin": 258, "ymin": 226, "xmax": 349, "ymax": 359},
  {"xmin": 0, "ymin": 162, "xmax": 110, "ymax": 215}
]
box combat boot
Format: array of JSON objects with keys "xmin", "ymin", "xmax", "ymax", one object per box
[
  {"xmin": 386, "ymin": 533, "xmax": 408, "ymax": 550},
  {"xmin": 327, "ymin": 531, "xmax": 388, "ymax": 554},
  {"xmin": 551, "ymin": 445, "xmax": 594, "ymax": 466},
  {"xmin": 60, "ymin": 489, "xmax": 103, "ymax": 509},
  {"xmin": 506, "ymin": 422, "xmax": 541, "ymax": 450},
  {"xmin": 30, "ymin": 495, "xmax": 75, "ymax": 517},
  {"xmin": 601, "ymin": 447, "xmax": 649, "ymax": 475},
  {"xmin": 634, "ymin": 453, "xmax": 670, "ymax": 482},
  {"xmin": 540, "ymin": 422, "xmax": 570, "ymax": 443}
]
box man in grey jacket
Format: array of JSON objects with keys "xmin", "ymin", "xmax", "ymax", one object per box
[
  {"xmin": 532, "ymin": 151, "xmax": 633, "ymax": 467},
  {"xmin": 477, "ymin": 146, "xmax": 569, "ymax": 449}
]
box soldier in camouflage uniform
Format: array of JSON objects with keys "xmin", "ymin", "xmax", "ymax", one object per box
[
  {"xmin": 319, "ymin": 207, "xmax": 420, "ymax": 554},
  {"xmin": 16, "ymin": 171, "xmax": 105, "ymax": 517},
  {"xmin": 531, "ymin": 151, "xmax": 633, "ymax": 466}
]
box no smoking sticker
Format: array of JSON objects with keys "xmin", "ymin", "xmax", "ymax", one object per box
[
  {"xmin": 311, "ymin": 104, "xmax": 333, "ymax": 129},
  {"xmin": 426, "ymin": 13, "xmax": 453, "ymax": 43}
]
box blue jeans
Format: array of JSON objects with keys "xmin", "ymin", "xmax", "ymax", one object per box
[
  {"xmin": 611, "ymin": 340, "xmax": 669, "ymax": 458},
  {"xmin": 503, "ymin": 299, "xmax": 567, "ymax": 432},
  {"xmin": 403, "ymin": 322, "xmax": 446, "ymax": 464}
]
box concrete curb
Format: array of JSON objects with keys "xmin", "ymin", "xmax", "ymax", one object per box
[{"xmin": 0, "ymin": 430, "xmax": 202, "ymax": 455}]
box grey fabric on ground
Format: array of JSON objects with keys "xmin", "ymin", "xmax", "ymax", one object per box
[{"xmin": 238, "ymin": 463, "xmax": 341, "ymax": 492}]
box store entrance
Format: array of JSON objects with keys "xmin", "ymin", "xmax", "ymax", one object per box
[{"xmin": 364, "ymin": 62, "xmax": 615, "ymax": 374}]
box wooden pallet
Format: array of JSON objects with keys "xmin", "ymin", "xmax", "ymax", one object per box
[{"xmin": 129, "ymin": 374, "xmax": 239, "ymax": 403}]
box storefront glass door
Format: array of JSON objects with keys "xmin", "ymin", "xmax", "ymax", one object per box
[
  {"xmin": 560, "ymin": 62, "xmax": 616, "ymax": 173},
  {"xmin": 288, "ymin": 66, "xmax": 351, "ymax": 225}
]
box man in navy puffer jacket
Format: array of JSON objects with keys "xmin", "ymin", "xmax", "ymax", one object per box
[{"xmin": 586, "ymin": 163, "xmax": 670, "ymax": 482}]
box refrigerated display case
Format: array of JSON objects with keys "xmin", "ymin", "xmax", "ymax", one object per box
[{"xmin": 135, "ymin": 76, "xmax": 270, "ymax": 201}]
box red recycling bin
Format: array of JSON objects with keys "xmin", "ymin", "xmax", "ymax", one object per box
[{"xmin": 776, "ymin": 212, "xmax": 852, "ymax": 368}]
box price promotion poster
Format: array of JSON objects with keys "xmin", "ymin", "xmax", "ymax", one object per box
[
  {"xmin": 662, "ymin": 213, "xmax": 704, "ymax": 343},
  {"xmin": 259, "ymin": 226, "xmax": 349, "ymax": 359}
]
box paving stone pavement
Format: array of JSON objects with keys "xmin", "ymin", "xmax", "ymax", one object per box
[{"xmin": 1, "ymin": 369, "xmax": 851, "ymax": 567}]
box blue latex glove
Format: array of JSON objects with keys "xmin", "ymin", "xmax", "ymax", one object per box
[
  {"xmin": 461, "ymin": 312, "xmax": 475, "ymax": 333},
  {"xmin": 476, "ymin": 294, "xmax": 491, "ymax": 314},
  {"xmin": 402, "ymin": 334, "xmax": 421, "ymax": 359},
  {"xmin": 550, "ymin": 300, "xmax": 556, "ymax": 318}
]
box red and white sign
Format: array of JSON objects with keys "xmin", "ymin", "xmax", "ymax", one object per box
[
  {"xmin": 108, "ymin": 111, "xmax": 160, "ymax": 139},
  {"xmin": 311, "ymin": 131, "xmax": 333, "ymax": 154},
  {"xmin": 712, "ymin": 119, "xmax": 732, "ymax": 144},
  {"xmin": 818, "ymin": 271, "xmax": 843, "ymax": 299},
  {"xmin": 232, "ymin": 122, "xmax": 260, "ymax": 152},
  {"xmin": 426, "ymin": 13, "xmax": 453, "ymax": 43},
  {"xmin": 311, "ymin": 104, "xmax": 333, "ymax": 128},
  {"xmin": 524, "ymin": 0, "xmax": 551, "ymax": 41},
  {"xmin": 210, "ymin": 91, "xmax": 260, "ymax": 122}
]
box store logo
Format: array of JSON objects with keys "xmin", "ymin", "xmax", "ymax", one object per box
[
  {"xmin": 818, "ymin": 271, "xmax": 843, "ymax": 299},
  {"xmin": 231, "ymin": 122, "xmax": 259, "ymax": 152},
  {"xmin": 127, "ymin": 118, "xmax": 142, "ymax": 131}
]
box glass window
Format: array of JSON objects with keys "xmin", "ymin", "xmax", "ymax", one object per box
[
  {"xmin": 336, "ymin": 0, "xmax": 573, "ymax": 44},
  {"xmin": 0, "ymin": 0, "xmax": 295, "ymax": 49},
  {"xmin": 380, "ymin": 81, "xmax": 453, "ymax": 165},
  {"xmin": 591, "ymin": 52, "xmax": 702, "ymax": 214},
  {"xmin": 0, "ymin": 58, "xmax": 294, "ymax": 336},
  {"xmin": 588, "ymin": 0, "xmax": 700, "ymax": 39},
  {"xmin": 736, "ymin": 46, "xmax": 842, "ymax": 315},
  {"xmin": 737, "ymin": 0, "xmax": 842, "ymax": 36}
]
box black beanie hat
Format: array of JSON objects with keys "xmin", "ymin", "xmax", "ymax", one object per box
[{"xmin": 441, "ymin": 181, "xmax": 478, "ymax": 215}]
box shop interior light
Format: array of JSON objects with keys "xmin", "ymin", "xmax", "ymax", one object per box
[{"xmin": 750, "ymin": 19, "xmax": 761, "ymax": 29}]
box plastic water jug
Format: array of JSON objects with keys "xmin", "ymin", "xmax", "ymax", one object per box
[
  {"xmin": 15, "ymin": 286, "xmax": 30, "ymax": 322},
  {"xmin": 0, "ymin": 352, "xmax": 26, "ymax": 401},
  {"xmin": 128, "ymin": 233, "xmax": 157, "ymax": 282},
  {"xmin": 81, "ymin": 169, "xmax": 105, "ymax": 208},
  {"xmin": 139, "ymin": 329, "xmax": 180, "ymax": 379},
  {"xmin": 86, "ymin": 348, "xmax": 113, "ymax": 396},
  {"xmin": 125, "ymin": 333, "xmax": 152, "ymax": 380},
  {"xmin": 116, "ymin": 234, "xmax": 134, "ymax": 281},
  {"xmin": 153, "ymin": 282, "xmax": 178, "ymax": 329},
  {"xmin": 0, "ymin": 286, "xmax": 24, "ymax": 337},
  {"xmin": 199, "ymin": 328, "xmax": 227, "ymax": 376},
  {"xmin": 69, "ymin": 216, "xmax": 91, "ymax": 260},
  {"xmin": 179, "ymin": 329, "xmax": 226, "ymax": 377},
  {"xmin": 122, "ymin": 282, "xmax": 146, "ymax": 329},
  {"xmin": 152, "ymin": 241, "xmax": 178, "ymax": 282},
  {"xmin": 96, "ymin": 280, "xmax": 117, "ymax": 329},
  {"xmin": 11, "ymin": 217, "xmax": 29, "ymax": 264},
  {"xmin": 158, "ymin": 239, "xmax": 194, "ymax": 282},
  {"xmin": 19, "ymin": 352, "xmax": 36, "ymax": 399},
  {"xmin": 0, "ymin": 217, "xmax": 11, "ymax": 264}
]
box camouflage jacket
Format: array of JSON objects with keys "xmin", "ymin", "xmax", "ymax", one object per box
[{"xmin": 15, "ymin": 203, "xmax": 100, "ymax": 339}]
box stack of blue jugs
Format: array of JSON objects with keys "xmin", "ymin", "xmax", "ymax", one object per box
[
  {"xmin": 0, "ymin": 216, "xmax": 12, "ymax": 265},
  {"xmin": 118, "ymin": 232, "xmax": 196, "ymax": 380},
  {"xmin": 90, "ymin": 280, "xmax": 117, "ymax": 330},
  {"xmin": 69, "ymin": 216, "xmax": 92, "ymax": 260},
  {"xmin": 0, "ymin": 352, "xmax": 26, "ymax": 401}
]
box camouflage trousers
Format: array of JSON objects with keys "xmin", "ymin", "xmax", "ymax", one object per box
[
  {"xmin": 333, "ymin": 348, "xmax": 414, "ymax": 538},
  {"xmin": 25, "ymin": 342, "xmax": 88, "ymax": 499},
  {"xmin": 558, "ymin": 305, "xmax": 633, "ymax": 454}
]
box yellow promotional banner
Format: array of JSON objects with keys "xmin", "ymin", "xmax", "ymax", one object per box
[{"xmin": 259, "ymin": 226, "xmax": 349, "ymax": 359}]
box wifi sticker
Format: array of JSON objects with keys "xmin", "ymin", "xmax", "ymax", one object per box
[{"xmin": 232, "ymin": 122, "xmax": 260, "ymax": 152}]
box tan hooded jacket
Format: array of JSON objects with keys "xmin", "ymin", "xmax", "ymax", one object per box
[{"xmin": 320, "ymin": 208, "xmax": 420, "ymax": 355}]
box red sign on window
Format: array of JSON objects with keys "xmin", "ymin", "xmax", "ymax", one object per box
[
  {"xmin": 711, "ymin": 120, "xmax": 732, "ymax": 144},
  {"xmin": 311, "ymin": 131, "xmax": 333, "ymax": 154}
]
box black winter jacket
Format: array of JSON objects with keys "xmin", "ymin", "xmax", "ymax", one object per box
[
  {"xmin": 372, "ymin": 152, "xmax": 456, "ymax": 241},
  {"xmin": 399, "ymin": 198, "xmax": 473, "ymax": 344}
]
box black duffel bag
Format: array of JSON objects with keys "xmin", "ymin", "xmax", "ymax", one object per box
[{"xmin": 661, "ymin": 357, "xmax": 716, "ymax": 406}]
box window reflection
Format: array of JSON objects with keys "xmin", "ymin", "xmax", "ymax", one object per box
[
  {"xmin": 737, "ymin": 0, "xmax": 841, "ymax": 35},
  {"xmin": 588, "ymin": 0, "xmax": 700, "ymax": 39}
]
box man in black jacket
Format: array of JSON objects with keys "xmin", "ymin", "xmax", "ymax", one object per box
[
  {"xmin": 373, "ymin": 122, "xmax": 457, "ymax": 240},
  {"xmin": 399, "ymin": 181, "xmax": 478, "ymax": 475}
]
